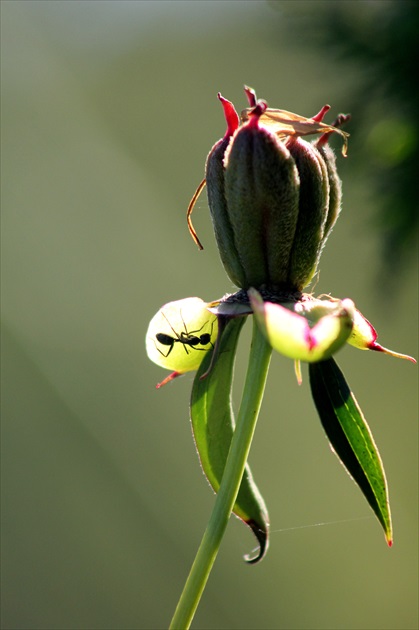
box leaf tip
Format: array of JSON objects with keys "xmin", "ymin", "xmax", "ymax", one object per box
[{"xmin": 243, "ymin": 519, "xmax": 269, "ymax": 564}]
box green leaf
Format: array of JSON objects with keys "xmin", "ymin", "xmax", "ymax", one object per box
[
  {"xmin": 190, "ymin": 316, "xmax": 270, "ymax": 563},
  {"xmin": 309, "ymin": 358, "xmax": 392, "ymax": 545}
]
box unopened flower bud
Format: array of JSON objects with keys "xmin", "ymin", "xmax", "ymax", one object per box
[
  {"xmin": 222, "ymin": 102, "xmax": 300, "ymax": 288},
  {"xmin": 195, "ymin": 88, "xmax": 349, "ymax": 292}
]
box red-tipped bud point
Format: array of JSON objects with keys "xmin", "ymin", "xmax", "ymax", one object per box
[
  {"xmin": 247, "ymin": 100, "xmax": 268, "ymax": 127},
  {"xmin": 244, "ymin": 84, "xmax": 257, "ymax": 107},
  {"xmin": 311, "ymin": 104, "xmax": 331, "ymax": 122},
  {"xmin": 217, "ymin": 93, "xmax": 239, "ymax": 138},
  {"xmin": 317, "ymin": 113, "xmax": 351, "ymax": 151},
  {"xmin": 205, "ymin": 88, "xmax": 348, "ymax": 289}
]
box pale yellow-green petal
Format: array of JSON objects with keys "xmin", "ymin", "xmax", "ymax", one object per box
[
  {"xmin": 249, "ymin": 289, "xmax": 354, "ymax": 362},
  {"xmin": 348, "ymin": 308, "xmax": 416, "ymax": 362},
  {"xmin": 347, "ymin": 308, "xmax": 377, "ymax": 350},
  {"xmin": 146, "ymin": 298, "xmax": 218, "ymax": 373}
]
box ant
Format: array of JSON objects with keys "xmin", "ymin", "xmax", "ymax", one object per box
[{"xmin": 155, "ymin": 311, "xmax": 215, "ymax": 358}]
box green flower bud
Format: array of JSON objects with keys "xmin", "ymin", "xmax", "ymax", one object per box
[
  {"xmin": 223, "ymin": 102, "xmax": 300, "ymax": 288},
  {"xmin": 192, "ymin": 88, "xmax": 349, "ymax": 292}
]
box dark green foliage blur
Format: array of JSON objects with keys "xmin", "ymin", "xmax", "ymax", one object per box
[{"xmin": 269, "ymin": 0, "xmax": 419, "ymax": 284}]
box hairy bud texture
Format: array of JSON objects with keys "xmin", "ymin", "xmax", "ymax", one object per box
[{"xmin": 204, "ymin": 89, "xmax": 347, "ymax": 292}]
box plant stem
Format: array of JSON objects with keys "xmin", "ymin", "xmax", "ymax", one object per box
[{"xmin": 169, "ymin": 319, "xmax": 272, "ymax": 629}]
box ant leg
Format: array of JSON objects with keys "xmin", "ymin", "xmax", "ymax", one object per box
[
  {"xmin": 154, "ymin": 339, "xmax": 174, "ymax": 357},
  {"xmin": 187, "ymin": 319, "xmax": 216, "ymax": 351},
  {"xmin": 179, "ymin": 310, "xmax": 213, "ymax": 338},
  {"xmin": 161, "ymin": 311, "xmax": 190, "ymax": 354}
]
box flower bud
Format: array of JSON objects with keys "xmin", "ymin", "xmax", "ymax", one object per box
[
  {"xmin": 203, "ymin": 88, "xmax": 348, "ymax": 292},
  {"xmin": 222, "ymin": 102, "xmax": 300, "ymax": 288}
]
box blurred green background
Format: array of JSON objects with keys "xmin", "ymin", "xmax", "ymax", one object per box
[{"xmin": 2, "ymin": 2, "xmax": 418, "ymax": 629}]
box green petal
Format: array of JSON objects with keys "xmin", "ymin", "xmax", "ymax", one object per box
[
  {"xmin": 146, "ymin": 298, "xmax": 218, "ymax": 373},
  {"xmin": 190, "ymin": 316, "xmax": 269, "ymax": 563},
  {"xmin": 249, "ymin": 289, "xmax": 354, "ymax": 362},
  {"xmin": 309, "ymin": 358, "xmax": 393, "ymax": 545}
]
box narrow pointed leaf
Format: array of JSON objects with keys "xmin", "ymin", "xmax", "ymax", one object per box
[
  {"xmin": 309, "ymin": 358, "xmax": 392, "ymax": 545},
  {"xmin": 191, "ymin": 316, "xmax": 270, "ymax": 563}
]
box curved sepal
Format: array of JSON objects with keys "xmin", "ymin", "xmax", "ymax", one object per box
[
  {"xmin": 309, "ymin": 358, "xmax": 393, "ymax": 546},
  {"xmin": 348, "ymin": 309, "xmax": 416, "ymax": 363},
  {"xmin": 250, "ymin": 289, "xmax": 354, "ymax": 362},
  {"xmin": 190, "ymin": 316, "xmax": 270, "ymax": 563},
  {"xmin": 241, "ymin": 105, "xmax": 349, "ymax": 155}
]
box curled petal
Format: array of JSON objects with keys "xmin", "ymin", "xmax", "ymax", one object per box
[
  {"xmin": 146, "ymin": 298, "xmax": 218, "ymax": 375},
  {"xmin": 249, "ymin": 289, "xmax": 354, "ymax": 362},
  {"xmin": 241, "ymin": 106, "xmax": 349, "ymax": 155},
  {"xmin": 348, "ymin": 309, "xmax": 416, "ymax": 363}
]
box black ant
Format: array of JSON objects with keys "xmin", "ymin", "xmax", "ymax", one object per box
[{"xmin": 155, "ymin": 311, "xmax": 215, "ymax": 358}]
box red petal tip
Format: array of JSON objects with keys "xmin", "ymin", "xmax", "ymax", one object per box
[
  {"xmin": 312, "ymin": 104, "xmax": 331, "ymax": 122},
  {"xmin": 247, "ymin": 100, "xmax": 268, "ymax": 127},
  {"xmin": 218, "ymin": 93, "xmax": 239, "ymax": 137},
  {"xmin": 244, "ymin": 85, "xmax": 257, "ymax": 107},
  {"xmin": 316, "ymin": 112, "xmax": 351, "ymax": 149}
]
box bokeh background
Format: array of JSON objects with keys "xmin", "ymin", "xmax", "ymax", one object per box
[{"xmin": 2, "ymin": 2, "xmax": 418, "ymax": 629}]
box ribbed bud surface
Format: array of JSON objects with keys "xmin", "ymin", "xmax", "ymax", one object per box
[
  {"xmin": 206, "ymin": 136, "xmax": 247, "ymax": 288},
  {"xmin": 204, "ymin": 90, "xmax": 346, "ymax": 292},
  {"xmin": 224, "ymin": 118, "xmax": 300, "ymax": 288},
  {"xmin": 286, "ymin": 137, "xmax": 329, "ymax": 289}
]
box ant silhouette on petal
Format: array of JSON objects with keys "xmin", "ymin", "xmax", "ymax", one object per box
[{"xmin": 155, "ymin": 311, "xmax": 215, "ymax": 358}]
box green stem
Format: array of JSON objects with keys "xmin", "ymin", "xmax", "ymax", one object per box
[{"xmin": 169, "ymin": 319, "xmax": 272, "ymax": 629}]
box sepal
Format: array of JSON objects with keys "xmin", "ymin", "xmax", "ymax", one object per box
[
  {"xmin": 348, "ymin": 308, "xmax": 416, "ymax": 363},
  {"xmin": 249, "ymin": 289, "xmax": 354, "ymax": 362}
]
